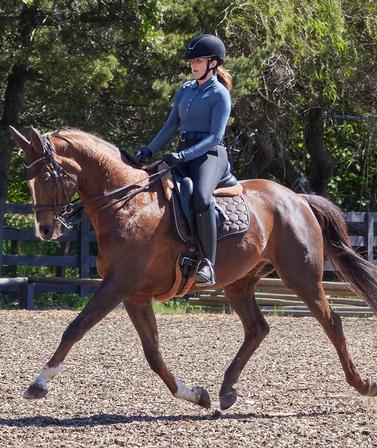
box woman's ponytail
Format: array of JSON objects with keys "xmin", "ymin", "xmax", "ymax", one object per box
[{"xmin": 217, "ymin": 66, "xmax": 233, "ymax": 92}]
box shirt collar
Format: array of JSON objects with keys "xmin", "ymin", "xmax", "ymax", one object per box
[{"xmin": 192, "ymin": 75, "xmax": 218, "ymax": 91}]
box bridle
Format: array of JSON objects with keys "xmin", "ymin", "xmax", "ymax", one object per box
[
  {"xmin": 23, "ymin": 133, "xmax": 79, "ymax": 230},
  {"xmin": 24, "ymin": 133, "xmax": 170, "ymax": 232}
]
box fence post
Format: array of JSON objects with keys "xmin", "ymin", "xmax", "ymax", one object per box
[
  {"xmin": 20, "ymin": 282, "xmax": 35, "ymax": 310},
  {"xmin": 367, "ymin": 213, "xmax": 375, "ymax": 263},
  {"xmin": 79, "ymin": 212, "xmax": 90, "ymax": 297},
  {"xmin": 0, "ymin": 199, "xmax": 5, "ymax": 277}
]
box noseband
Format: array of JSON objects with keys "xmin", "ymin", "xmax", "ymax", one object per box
[{"xmin": 23, "ymin": 133, "xmax": 170, "ymax": 232}]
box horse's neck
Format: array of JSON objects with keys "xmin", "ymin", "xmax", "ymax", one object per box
[{"xmin": 69, "ymin": 144, "xmax": 143, "ymax": 212}]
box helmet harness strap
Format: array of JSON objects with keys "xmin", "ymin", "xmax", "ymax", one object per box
[{"xmin": 198, "ymin": 58, "xmax": 219, "ymax": 81}]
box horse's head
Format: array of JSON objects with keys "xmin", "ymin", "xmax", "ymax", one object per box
[{"xmin": 10, "ymin": 126, "xmax": 79, "ymax": 241}]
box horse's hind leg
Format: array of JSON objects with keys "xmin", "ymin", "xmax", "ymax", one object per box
[
  {"xmin": 276, "ymin": 245, "xmax": 377, "ymax": 397},
  {"xmin": 124, "ymin": 298, "xmax": 211, "ymax": 409},
  {"xmin": 220, "ymin": 276, "xmax": 270, "ymax": 410}
]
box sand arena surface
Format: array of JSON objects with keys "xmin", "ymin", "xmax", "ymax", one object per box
[{"xmin": 0, "ymin": 310, "xmax": 377, "ymax": 447}]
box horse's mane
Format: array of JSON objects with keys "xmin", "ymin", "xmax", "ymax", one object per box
[{"xmin": 52, "ymin": 127, "xmax": 139, "ymax": 167}]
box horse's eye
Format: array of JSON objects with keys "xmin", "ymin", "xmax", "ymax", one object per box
[{"xmin": 43, "ymin": 173, "xmax": 52, "ymax": 183}]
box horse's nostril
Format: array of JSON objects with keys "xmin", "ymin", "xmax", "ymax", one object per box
[{"xmin": 41, "ymin": 226, "xmax": 51, "ymax": 236}]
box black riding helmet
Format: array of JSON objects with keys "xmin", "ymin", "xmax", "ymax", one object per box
[{"xmin": 182, "ymin": 34, "xmax": 226, "ymax": 63}]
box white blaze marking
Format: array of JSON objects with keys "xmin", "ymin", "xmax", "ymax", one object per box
[
  {"xmin": 31, "ymin": 364, "xmax": 63, "ymax": 390},
  {"xmin": 28, "ymin": 179, "xmax": 42, "ymax": 238},
  {"xmin": 28, "ymin": 178, "xmax": 36, "ymax": 204},
  {"xmin": 174, "ymin": 378, "xmax": 201, "ymax": 404}
]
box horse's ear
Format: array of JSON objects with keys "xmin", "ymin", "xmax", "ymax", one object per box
[
  {"xmin": 9, "ymin": 126, "xmax": 31, "ymax": 152},
  {"xmin": 30, "ymin": 127, "xmax": 44, "ymax": 154}
]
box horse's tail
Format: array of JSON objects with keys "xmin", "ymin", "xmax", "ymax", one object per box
[{"xmin": 301, "ymin": 193, "xmax": 377, "ymax": 314}]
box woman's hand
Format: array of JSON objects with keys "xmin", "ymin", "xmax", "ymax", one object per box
[
  {"xmin": 134, "ymin": 147, "xmax": 152, "ymax": 164},
  {"xmin": 163, "ymin": 152, "xmax": 184, "ymax": 167}
]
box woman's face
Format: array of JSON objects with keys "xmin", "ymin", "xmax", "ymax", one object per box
[{"xmin": 190, "ymin": 57, "xmax": 216, "ymax": 80}]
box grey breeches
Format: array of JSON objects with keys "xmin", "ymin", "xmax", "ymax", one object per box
[{"xmin": 176, "ymin": 144, "xmax": 229, "ymax": 213}]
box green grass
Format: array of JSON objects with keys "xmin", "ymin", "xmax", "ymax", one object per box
[
  {"xmin": 33, "ymin": 292, "xmax": 91, "ymax": 310},
  {"xmin": 0, "ymin": 290, "xmax": 229, "ymax": 314},
  {"xmin": 152, "ymin": 299, "xmax": 203, "ymax": 315}
]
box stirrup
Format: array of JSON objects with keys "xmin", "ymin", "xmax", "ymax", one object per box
[{"xmin": 195, "ymin": 259, "xmax": 216, "ymax": 287}]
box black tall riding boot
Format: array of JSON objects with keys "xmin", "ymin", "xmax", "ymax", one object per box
[{"xmin": 195, "ymin": 202, "xmax": 217, "ymax": 286}]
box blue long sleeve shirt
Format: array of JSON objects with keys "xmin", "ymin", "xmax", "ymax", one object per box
[{"xmin": 147, "ymin": 75, "xmax": 231, "ymax": 162}]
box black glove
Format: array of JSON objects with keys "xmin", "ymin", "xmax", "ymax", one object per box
[
  {"xmin": 163, "ymin": 152, "xmax": 184, "ymax": 167},
  {"xmin": 134, "ymin": 147, "xmax": 152, "ymax": 164}
]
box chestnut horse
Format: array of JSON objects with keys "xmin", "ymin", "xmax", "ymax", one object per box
[{"xmin": 10, "ymin": 126, "xmax": 377, "ymax": 411}]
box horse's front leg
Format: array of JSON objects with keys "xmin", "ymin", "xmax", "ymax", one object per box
[
  {"xmin": 124, "ymin": 298, "xmax": 211, "ymax": 409},
  {"xmin": 24, "ymin": 276, "xmax": 124, "ymax": 399}
]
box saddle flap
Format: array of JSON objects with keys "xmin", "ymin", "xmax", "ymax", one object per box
[{"xmin": 158, "ymin": 162, "xmax": 250, "ymax": 244}]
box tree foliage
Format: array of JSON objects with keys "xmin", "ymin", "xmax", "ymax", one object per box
[{"xmin": 1, "ymin": 0, "xmax": 377, "ymax": 209}]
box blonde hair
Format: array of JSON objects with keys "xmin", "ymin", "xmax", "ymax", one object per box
[{"xmin": 217, "ymin": 66, "xmax": 232, "ymax": 92}]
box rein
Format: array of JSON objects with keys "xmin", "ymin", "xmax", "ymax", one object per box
[
  {"xmin": 24, "ymin": 134, "xmax": 169, "ymax": 231},
  {"xmin": 63, "ymin": 161, "xmax": 169, "ymax": 229}
]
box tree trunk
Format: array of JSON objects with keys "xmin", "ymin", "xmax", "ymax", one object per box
[
  {"xmin": 268, "ymin": 133, "xmax": 312, "ymax": 193},
  {"xmin": 304, "ymin": 107, "xmax": 335, "ymax": 196},
  {"xmin": 0, "ymin": 64, "xmax": 29, "ymax": 204},
  {"xmin": 237, "ymin": 120, "xmax": 311, "ymax": 192},
  {"xmin": 0, "ymin": 2, "xmax": 39, "ymax": 204}
]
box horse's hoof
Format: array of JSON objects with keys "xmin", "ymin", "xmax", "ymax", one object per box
[
  {"xmin": 24, "ymin": 383, "xmax": 48, "ymax": 399},
  {"xmin": 219, "ymin": 388, "xmax": 237, "ymax": 410},
  {"xmin": 197, "ymin": 387, "xmax": 211, "ymax": 409},
  {"xmin": 366, "ymin": 380, "xmax": 377, "ymax": 397}
]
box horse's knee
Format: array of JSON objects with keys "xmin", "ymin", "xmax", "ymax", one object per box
[
  {"xmin": 330, "ymin": 310, "xmax": 342, "ymax": 328},
  {"xmin": 245, "ymin": 319, "xmax": 269, "ymax": 343},
  {"xmin": 61, "ymin": 322, "xmax": 82, "ymax": 345},
  {"xmin": 261, "ymin": 319, "xmax": 270, "ymax": 338}
]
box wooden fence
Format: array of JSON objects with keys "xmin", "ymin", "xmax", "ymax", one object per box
[
  {"xmin": 0, "ymin": 202, "xmax": 97, "ymax": 299},
  {"xmin": 1, "ymin": 202, "xmax": 377, "ymax": 315},
  {"xmin": 189, "ymin": 279, "xmax": 375, "ymax": 317}
]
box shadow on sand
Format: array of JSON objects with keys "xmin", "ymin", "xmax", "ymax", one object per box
[{"xmin": 0, "ymin": 409, "xmax": 354, "ymax": 427}]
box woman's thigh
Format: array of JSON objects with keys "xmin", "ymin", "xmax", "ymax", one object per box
[{"xmin": 187, "ymin": 147, "xmax": 228, "ymax": 212}]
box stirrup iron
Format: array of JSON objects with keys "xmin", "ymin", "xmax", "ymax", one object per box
[{"xmin": 195, "ymin": 258, "xmax": 215, "ymax": 287}]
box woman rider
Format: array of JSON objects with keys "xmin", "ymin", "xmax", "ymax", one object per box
[{"xmin": 134, "ymin": 34, "xmax": 232, "ymax": 287}]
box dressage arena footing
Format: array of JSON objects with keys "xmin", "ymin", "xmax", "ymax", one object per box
[{"xmin": 0, "ymin": 310, "xmax": 377, "ymax": 448}]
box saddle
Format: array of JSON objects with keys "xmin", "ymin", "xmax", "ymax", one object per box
[
  {"xmin": 153, "ymin": 162, "xmax": 250, "ymax": 302},
  {"xmin": 165, "ymin": 167, "xmax": 250, "ymax": 245}
]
